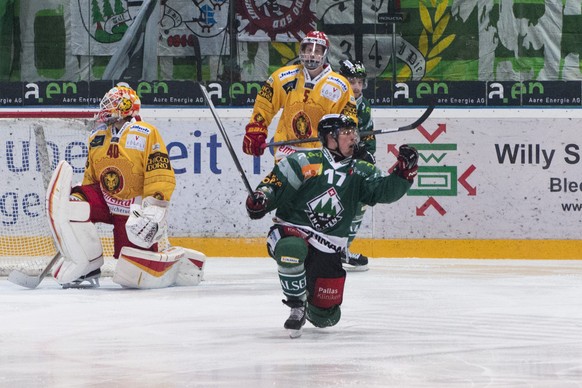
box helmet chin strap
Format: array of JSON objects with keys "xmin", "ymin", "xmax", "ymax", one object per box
[{"xmin": 328, "ymin": 145, "xmax": 351, "ymax": 162}]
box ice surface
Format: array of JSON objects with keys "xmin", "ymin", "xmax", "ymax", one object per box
[{"xmin": 1, "ymin": 258, "xmax": 582, "ymax": 387}]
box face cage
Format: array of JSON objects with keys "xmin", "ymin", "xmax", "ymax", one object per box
[
  {"xmin": 300, "ymin": 43, "xmax": 327, "ymax": 70},
  {"xmin": 97, "ymin": 92, "xmax": 137, "ymax": 124}
]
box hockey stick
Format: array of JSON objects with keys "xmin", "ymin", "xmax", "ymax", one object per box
[
  {"xmin": 199, "ymin": 84, "xmax": 254, "ymax": 196},
  {"xmin": 8, "ymin": 252, "xmax": 61, "ymax": 289},
  {"xmin": 263, "ymin": 105, "xmax": 435, "ymax": 148}
]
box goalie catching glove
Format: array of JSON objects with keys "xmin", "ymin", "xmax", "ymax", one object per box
[
  {"xmin": 393, "ymin": 144, "xmax": 419, "ymax": 182},
  {"xmin": 126, "ymin": 196, "xmax": 169, "ymax": 248},
  {"xmin": 243, "ymin": 122, "xmax": 268, "ymax": 156},
  {"xmin": 246, "ymin": 190, "xmax": 269, "ymax": 220}
]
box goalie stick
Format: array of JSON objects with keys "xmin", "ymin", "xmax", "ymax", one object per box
[
  {"xmin": 263, "ymin": 105, "xmax": 435, "ymax": 148},
  {"xmin": 8, "ymin": 252, "xmax": 61, "ymax": 289},
  {"xmin": 199, "ymin": 84, "xmax": 254, "ymax": 196}
]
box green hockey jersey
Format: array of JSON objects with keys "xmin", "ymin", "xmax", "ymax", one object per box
[
  {"xmin": 357, "ymin": 95, "xmax": 376, "ymax": 155},
  {"xmin": 256, "ymin": 148, "xmax": 412, "ymax": 253}
]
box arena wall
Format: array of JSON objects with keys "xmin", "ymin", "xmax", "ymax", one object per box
[{"xmin": 2, "ymin": 107, "xmax": 582, "ymax": 259}]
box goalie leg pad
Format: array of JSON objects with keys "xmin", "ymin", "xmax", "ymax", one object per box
[
  {"xmin": 53, "ymin": 255, "xmax": 103, "ymax": 288},
  {"xmin": 47, "ymin": 161, "xmax": 103, "ymax": 284},
  {"xmin": 175, "ymin": 248, "xmax": 206, "ymax": 286},
  {"xmin": 113, "ymin": 246, "xmax": 183, "ymax": 289}
]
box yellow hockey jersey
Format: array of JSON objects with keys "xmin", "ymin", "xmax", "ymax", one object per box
[
  {"xmin": 250, "ymin": 64, "xmax": 358, "ymax": 152},
  {"xmin": 83, "ymin": 119, "xmax": 176, "ymax": 215}
]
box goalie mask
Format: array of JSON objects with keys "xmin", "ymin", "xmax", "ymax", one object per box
[
  {"xmin": 317, "ymin": 114, "xmax": 358, "ymax": 151},
  {"xmin": 97, "ymin": 83, "xmax": 141, "ymax": 124},
  {"xmin": 299, "ymin": 31, "xmax": 330, "ymax": 70}
]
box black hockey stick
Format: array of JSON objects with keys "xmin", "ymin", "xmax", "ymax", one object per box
[
  {"xmin": 8, "ymin": 252, "xmax": 61, "ymax": 289},
  {"xmin": 200, "ymin": 84, "xmax": 254, "ymax": 196},
  {"xmin": 263, "ymin": 105, "xmax": 435, "ymax": 148}
]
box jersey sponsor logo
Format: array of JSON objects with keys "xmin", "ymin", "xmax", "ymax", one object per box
[
  {"xmin": 100, "ymin": 166, "xmax": 124, "ymax": 195},
  {"xmin": 90, "ymin": 135, "xmax": 105, "ymax": 148},
  {"xmin": 102, "ymin": 191, "xmax": 135, "ymax": 215},
  {"xmin": 301, "ymin": 163, "xmax": 322, "ymax": 178},
  {"xmin": 304, "ymin": 230, "xmax": 342, "ymax": 253},
  {"xmin": 278, "ymin": 68, "xmax": 300, "ymax": 80},
  {"xmin": 280, "ymin": 256, "xmax": 300, "ymax": 264},
  {"xmin": 306, "ymin": 187, "xmax": 344, "ymax": 231},
  {"xmin": 261, "ymin": 171, "xmax": 282, "ymax": 187},
  {"xmin": 146, "ymin": 151, "xmax": 172, "ymax": 172},
  {"xmin": 327, "ymin": 76, "xmax": 349, "ymax": 92},
  {"xmin": 292, "ymin": 111, "xmax": 312, "ymax": 139},
  {"xmin": 320, "ymin": 84, "xmax": 341, "ymax": 102},
  {"xmin": 258, "ymin": 83, "xmax": 274, "ymax": 103},
  {"xmin": 277, "ymin": 145, "xmax": 297, "ymax": 156},
  {"xmin": 129, "ymin": 124, "xmax": 151, "ymax": 135},
  {"xmin": 125, "ymin": 134, "xmax": 146, "ymax": 151},
  {"xmin": 282, "ymin": 79, "xmax": 298, "ymax": 93},
  {"xmin": 342, "ymin": 103, "xmax": 358, "ymax": 119}
]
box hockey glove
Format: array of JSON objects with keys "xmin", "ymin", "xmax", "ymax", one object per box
[
  {"xmin": 394, "ymin": 144, "xmax": 419, "ymax": 182},
  {"xmin": 352, "ymin": 142, "xmax": 376, "ymax": 164},
  {"xmin": 243, "ymin": 122, "xmax": 268, "ymax": 156},
  {"xmin": 126, "ymin": 197, "xmax": 169, "ymax": 248},
  {"xmin": 246, "ymin": 191, "xmax": 269, "ymax": 220}
]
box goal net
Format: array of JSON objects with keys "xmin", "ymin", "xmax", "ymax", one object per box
[{"xmin": 0, "ymin": 115, "xmax": 167, "ymax": 277}]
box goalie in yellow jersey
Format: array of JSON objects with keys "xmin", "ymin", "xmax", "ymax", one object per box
[
  {"xmin": 46, "ymin": 83, "xmax": 205, "ymax": 289},
  {"xmin": 243, "ymin": 31, "xmax": 358, "ymax": 162}
]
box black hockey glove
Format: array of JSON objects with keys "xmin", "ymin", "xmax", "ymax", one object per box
[
  {"xmin": 246, "ymin": 191, "xmax": 269, "ymax": 220},
  {"xmin": 352, "ymin": 142, "xmax": 376, "ymax": 164},
  {"xmin": 393, "ymin": 144, "xmax": 418, "ymax": 182}
]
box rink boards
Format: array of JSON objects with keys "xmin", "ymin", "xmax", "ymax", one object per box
[{"xmin": 2, "ymin": 107, "xmax": 582, "ymax": 259}]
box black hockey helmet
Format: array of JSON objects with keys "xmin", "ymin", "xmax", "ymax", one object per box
[
  {"xmin": 339, "ymin": 59, "xmax": 367, "ymax": 79},
  {"xmin": 317, "ymin": 114, "xmax": 357, "ymax": 148}
]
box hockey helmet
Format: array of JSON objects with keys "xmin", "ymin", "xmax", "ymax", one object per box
[
  {"xmin": 317, "ymin": 114, "xmax": 358, "ymax": 148},
  {"xmin": 339, "ymin": 60, "xmax": 367, "ymax": 79},
  {"xmin": 339, "ymin": 60, "xmax": 368, "ymax": 88},
  {"xmin": 300, "ymin": 31, "xmax": 330, "ymax": 70},
  {"xmin": 97, "ymin": 83, "xmax": 141, "ymax": 124}
]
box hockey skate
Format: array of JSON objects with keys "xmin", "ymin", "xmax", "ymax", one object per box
[
  {"xmin": 282, "ymin": 299, "xmax": 306, "ymax": 338},
  {"xmin": 61, "ymin": 268, "xmax": 101, "ymax": 289},
  {"xmin": 341, "ymin": 250, "xmax": 369, "ymax": 272}
]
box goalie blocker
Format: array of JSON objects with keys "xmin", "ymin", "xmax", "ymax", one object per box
[{"xmin": 46, "ymin": 161, "xmax": 206, "ymax": 288}]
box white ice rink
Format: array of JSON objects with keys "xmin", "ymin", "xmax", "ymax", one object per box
[{"xmin": 1, "ymin": 258, "xmax": 582, "ymax": 387}]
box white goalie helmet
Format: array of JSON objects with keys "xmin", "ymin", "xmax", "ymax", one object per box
[
  {"xmin": 299, "ymin": 31, "xmax": 330, "ymax": 70},
  {"xmin": 97, "ymin": 82, "xmax": 141, "ymax": 124}
]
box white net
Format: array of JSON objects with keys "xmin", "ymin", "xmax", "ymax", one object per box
[{"xmin": 0, "ymin": 117, "xmax": 167, "ymax": 277}]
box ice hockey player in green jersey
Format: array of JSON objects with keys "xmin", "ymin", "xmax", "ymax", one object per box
[
  {"xmin": 338, "ymin": 59, "xmax": 376, "ymax": 270},
  {"xmin": 245, "ymin": 113, "xmax": 418, "ymax": 338}
]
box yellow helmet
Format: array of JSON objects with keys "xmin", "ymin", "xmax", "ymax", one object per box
[{"xmin": 97, "ymin": 83, "xmax": 141, "ymax": 123}]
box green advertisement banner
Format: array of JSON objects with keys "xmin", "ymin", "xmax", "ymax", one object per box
[{"xmin": 2, "ymin": 0, "xmax": 582, "ymax": 106}]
